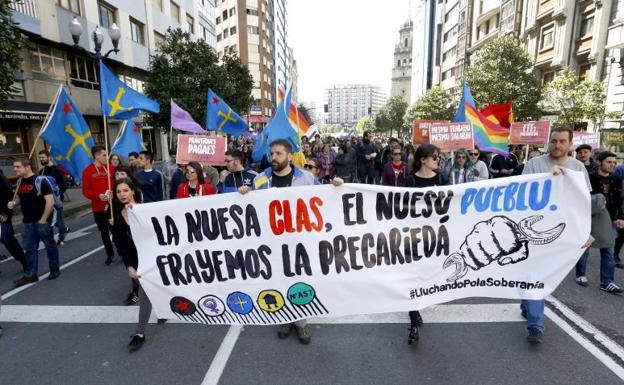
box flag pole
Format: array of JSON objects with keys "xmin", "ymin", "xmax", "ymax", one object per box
[
  {"xmin": 12, "ymin": 85, "xmax": 63, "ymax": 202},
  {"xmin": 102, "ymin": 113, "xmax": 114, "ymax": 222}
]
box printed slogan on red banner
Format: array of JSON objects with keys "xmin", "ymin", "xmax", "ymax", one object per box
[
  {"xmin": 412, "ymin": 120, "xmax": 449, "ymax": 145},
  {"xmin": 176, "ymin": 135, "xmax": 227, "ymax": 166},
  {"xmin": 509, "ymin": 121, "xmax": 551, "ymax": 145},
  {"xmin": 428, "ymin": 122, "xmax": 474, "ymax": 152}
]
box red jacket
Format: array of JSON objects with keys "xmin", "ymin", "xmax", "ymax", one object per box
[
  {"xmin": 82, "ymin": 163, "xmax": 115, "ymax": 212},
  {"xmin": 176, "ymin": 181, "xmax": 216, "ymax": 198}
]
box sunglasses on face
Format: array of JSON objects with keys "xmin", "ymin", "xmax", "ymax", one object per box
[
  {"xmin": 469, "ymin": 152, "xmax": 479, "ymax": 156},
  {"xmin": 429, "ymin": 154, "xmax": 439, "ymax": 161},
  {"xmin": 304, "ymin": 164, "xmax": 318, "ymax": 170},
  {"xmin": 393, "ymin": 152, "xmax": 402, "ymax": 156}
]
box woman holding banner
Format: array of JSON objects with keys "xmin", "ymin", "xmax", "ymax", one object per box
[
  {"xmin": 107, "ymin": 178, "xmax": 153, "ymax": 352},
  {"xmin": 405, "ymin": 143, "xmax": 447, "ymax": 344},
  {"xmin": 177, "ymin": 161, "xmax": 216, "ymax": 198}
]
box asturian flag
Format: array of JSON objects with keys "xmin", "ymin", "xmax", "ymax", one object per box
[{"xmin": 40, "ymin": 86, "xmax": 94, "ymax": 183}]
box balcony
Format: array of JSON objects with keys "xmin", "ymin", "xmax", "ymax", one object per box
[
  {"xmin": 9, "ymin": 0, "xmax": 40, "ymax": 35},
  {"xmin": 10, "ymin": 0, "xmax": 37, "ymax": 18}
]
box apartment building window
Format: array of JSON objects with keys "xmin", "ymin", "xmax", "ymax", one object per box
[
  {"xmin": 31, "ymin": 45, "xmax": 66, "ymax": 79},
  {"xmin": 68, "ymin": 54, "xmax": 99, "ymax": 89},
  {"xmin": 578, "ymin": 64, "xmax": 591, "ymax": 81},
  {"xmin": 57, "ymin": 0, "xmax": 81, "ymax": 15},
  {"xmin": 130, "ymin": 18, "xmax": 145, "ymax": 45},
  {"xmin": 217, "ymin": 34, "xmax": 222, "ymax": 42},
  {"xmin": 539, "ymin": 24, "xmax": 554, "ymax": 50},
  {"xmin": 247, "ymin": 8, "xmax": 259, "ymax": 16},
  {"xmin": 170, "ymin": 1, "xmax": 180, "ymax": 23},
  {"xmin": 445, "ymin": 3, "xmax": 459, "ymax": 22},
  {"xmin": 542, "ymin": 71, "xmax": 555, "ymax": 85},
  {"xmin": 579, "ymin": 12, "xmax": 594, "ymax": 38},
  {"xmin": 229, "ymin": 7, "xmax": 236, "ymax": 17},
  {"xmin": 151, "ymin": 0, "xmax": 162, "ymax": 11},
  {"xmin": 230, "ymin": 26, "xmax": 236, "ymax": 35},
  {"xmin": 443, "ymin": 25, "xmax": 458, "ymax": 42},
  {"xmin": 98, "ymin": 1, "xmax": 116, "ymax": 28},
  {"xmin": 187, "ymin": 14, "xmax": 194, "ymax": 33},
  {"xmin": 154, "ymin": 31, "xmax": 166, "ymax": 47},
  {"xmin": 216, "ymin": 16, "xmax": 221, "ymax": 24},
  {"xmin": 248, "ymin": 26, "xmax": 260, "ymax": 34},
  {"xmin": 223, "ymin": 28, "xmax": 229, "ymax": 38},
  {"xmin": 397, "ymin": 59, "xmax": 401, "ymax": 67}
]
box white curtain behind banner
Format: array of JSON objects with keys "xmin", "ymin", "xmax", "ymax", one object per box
[{"xmin": 129, "ymin": 172, "xmax": 590, "ymax": 325}]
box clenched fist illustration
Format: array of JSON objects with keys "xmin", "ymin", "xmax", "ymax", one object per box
[{"xmin": 443, "ymin": 215, "xmax": 566, "ymax": 282}]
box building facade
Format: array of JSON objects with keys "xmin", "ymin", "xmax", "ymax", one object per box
[
  {"xmin": 324, "ymin": 84, "xmax": 387, "ymax": 128},
  {"xmin": 215, "ymin": 0, "xmax": 275, "ymax": 121},
  {"xmin": 273, "ymin": 0, "xmax": 288, "ymax": 98},
  {"xmin": 2, "ymin": 0, "xmax": 216, "ymax": 174},
  {"xmin": 390, "ymin": 20, "xmax": 413, "ymax": 101},
  {"xmin": 604, "ymin": 0, "xmax": 624, "ymax": 131},
  {"xmin": 411, "ymin": 0, "xmax": 437, "ymax": 102}
]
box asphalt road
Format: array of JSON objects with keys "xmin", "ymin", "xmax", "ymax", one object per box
[{"xmin": 0, "ymin": 212, "xmax": 623, "ymax": 385}]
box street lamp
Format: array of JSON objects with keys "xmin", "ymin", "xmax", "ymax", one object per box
[{"xmin": 69, "ymin": 16, "xmax": 120, "ymax": 59}]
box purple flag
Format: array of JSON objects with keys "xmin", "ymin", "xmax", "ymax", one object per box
[{"xmin": 171, "ymin": 99, "xmax": 206, "ymax": 134}]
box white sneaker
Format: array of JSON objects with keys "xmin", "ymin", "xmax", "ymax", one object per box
[{"xmin": 575, "ymin": 276, "xmax": 588, "ymax": 287}]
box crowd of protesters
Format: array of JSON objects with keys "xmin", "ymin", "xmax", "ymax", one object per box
[{"xmin": 0, "ymin": 128, "xmax": 621, "ymax": 349}]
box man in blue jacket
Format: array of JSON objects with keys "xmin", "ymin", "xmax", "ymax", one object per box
[
  {"xmin": 238, "ymin": 139, "xmax": 343, "ymax": 344},
  {"xmin": 219, "ymin": 149, "xmax": 257, "ymax": 193}
]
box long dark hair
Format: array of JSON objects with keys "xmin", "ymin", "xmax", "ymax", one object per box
[
  {"xmin": 112, "ymin": 177, "xmax": 142, "ymax": 210},
  {"xmin": 412, "ymin": 144, "xmax": 439, "ymax": 174},
  {"xmin": 186, "ymin": 161, "xmax": 205, "ymax": 185}
]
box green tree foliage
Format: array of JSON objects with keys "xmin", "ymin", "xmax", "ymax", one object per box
[
  {"xmin": 376, "ymin": 95, "xmax": 409, "ymax": 137},
  {"xmin": 356, "ymin": 115, "xmax": 375, "ymax": 133},
  {"xmin": 0, "ymin": 0, "xmax": 23, "ymax": 104},
  {"xmin": 466, "ymin": 35, "xmax": 541, "ymax": 120},
  {"xmin": 145, "ymin": 28, "xmax": 253, "ymax": 131},
  {"xmin": 404, "ymin": 86, "xmax": 455, "ymax": 129},
  {"xmin": 540, "ymin": 67, "xmax": 619, "ymax": 130}
]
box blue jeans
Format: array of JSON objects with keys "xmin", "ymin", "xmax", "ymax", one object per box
[
  {"xmin": 520, "ymin": 300, "xmax": 544, "ymax": 332},
  {"xmin": 0, "ymin": 219, "xmax": 26, "ymax": 269},
  {"xmin": 54, "ymin": 205, "xmax": 67, "ymax": 241},
  {"xmin": 21, "ymin": 222, "xmax": 59, "ymax": 277},
  {"xmin": 575, "ymin": 248, "xmax": 615, "ymax": 287}
]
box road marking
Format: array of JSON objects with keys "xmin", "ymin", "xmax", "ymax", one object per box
[
  {"xmin": 545, "ymin": 296, "xmax": 624, "ymax": 380},
  {"xmin": 0, "ymin": 224, "xmax": 98, "ymax": 264},
  {"xmin": 201, "ymin": 326, "xmax": 242, "ymax": 385},
  {"xmin": 0, "ymin": 303, "xmax": 525, "ymax": 323},
  {"xmin": 1, "ymin": 245, "xmax": 104, "ymax": 300}
]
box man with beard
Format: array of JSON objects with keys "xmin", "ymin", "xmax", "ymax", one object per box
[
  {"xmin": 38, "ymin": 150, "xmax": 69, "ymax": 245},
  {"xmin": 356, "ymin": 131, "xmax": 376, "ymax": 184},
  {"xmin": 521, "ymin": 127, "xmax": 594, "ymax": 344},
  {"xmin": 238, "ymin": 139, "xmax": 342, "ymax": 344}
]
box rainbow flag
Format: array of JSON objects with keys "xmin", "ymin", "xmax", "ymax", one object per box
[
  {"xmin": 278, "ymin": 87, "xmax": 310, "ymax": 138},
  {"xmin": 465, "ymin": 102, "xmax": 509, "ymax": 156}
]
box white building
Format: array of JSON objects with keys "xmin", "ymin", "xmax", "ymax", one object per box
[
  {"xmin": 411, "ymin": 0, "xmax": 437, "ymax": 102},
  {"xmin": 324, "ymin": 84, "xmax": 387, "ymax": 128},
  {"xmin": 274, "ymin": 0, "xmax": 289, "ymax": 99}
]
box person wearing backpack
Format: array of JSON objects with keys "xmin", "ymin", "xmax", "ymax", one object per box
[
  {"xmin": 38, "ymin": 150, "xmax": 69, "ymax": 246},
  {"xmin": 8, "ymin": 158, "xmax": 60, "ymax": 287}
]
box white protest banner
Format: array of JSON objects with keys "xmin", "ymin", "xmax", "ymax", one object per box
[{"xmin": 129, "ymin": 173, "xmax": 590, "ymax": 325}]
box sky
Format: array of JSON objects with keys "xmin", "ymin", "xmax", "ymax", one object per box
[{"xmin": 288, "ymin": 0, "xmax": 412, "ymax": 112}]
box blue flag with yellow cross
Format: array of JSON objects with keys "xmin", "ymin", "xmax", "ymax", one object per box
[
  {"xmin": 99, "ymin": 60, "xmax": 160, "ymax": 119},
  {"xmin": 206, "ymin": 89, "xmax": 249, "ymax": 136},
  {"xmin": 40, "ymin": 86, "xmax": 95, "ymax": 183}
]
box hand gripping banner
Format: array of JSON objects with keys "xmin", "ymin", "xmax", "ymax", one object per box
[{"xmin": 129, "ymin": 172, "xmax": 590, "ymax": 325}]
